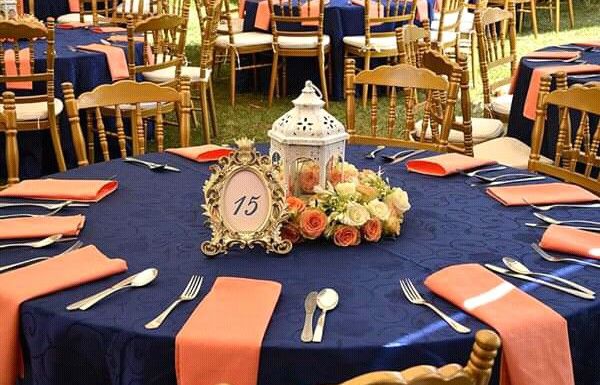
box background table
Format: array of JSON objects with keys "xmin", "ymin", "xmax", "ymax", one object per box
[
  {"xmin": 4, "ymin": 145, "xmax": 599, "ymax": 385},
  {"xmin": 507, "ymin": 46, "xmax": 600, "ymax": 158},
  {"xmin": 24, "ymin": 0, "xmax": 70, "ymax": 21}
]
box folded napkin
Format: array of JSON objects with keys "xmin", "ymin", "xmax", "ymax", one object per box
[
  {"xmin": 0, "ymin": 178, "xmax": 118, "ymax": 202},
  {"xmin": 486, "ymin": 182, "xmax": 600, "ymax": 206},
  {"xmin": 76, "ymin": 43, "xmax": 129, "ymax": 81},
  {"xmin": 406, "ymin": 153, "xmax": 497, "ymax": 176},
  {"xmin": 0, "ymin": 245, "xmax": 127, "ymax": 385},
  {"xmin": 166, "ymin": 145, "xmax": 233, "ymax": 163},
  {"xmin": 254, "ymin": 0, "xmax": 271, "ymax": 30},
  {"xmin": 239, "ymin": 0, "xmax": 247, "ymax": 17},
  {"xmin": 540, "ymin": 224, "xmax": 600, "ymax": 259},
  {"xmin": 351, "ymin": 0, "xmax": 385, "ymax": 26},
  {"xmin": 576, "ymin": 41, "xmax": 600, "ymax": 48},
  {"xmin": 425, "ymin": 263, "xmax": 575, "ymax": 385},
  {"xmin": 106, "ymin": 35, "xmax": 155, "ymax": 65},
  {"xmin": 90, "ymin": 26, "xmax": 128, "ymax": 33},
  {"xmin": 523, "ymin": 64, "xmax": 600, "ymax": 120},
  {"xmin": 415, "ymin": 0, "xmax": 429, "ymax": 21},
  {"xmin": 0, "ymin": 215, "xmax": 85, "ymax": 240},
  {"xmin": 56, "ymin": 22, "xmax": 89, "ymax": 29},
  {"xmin": 5, "ymin": 48, "xmax": 32, "ymax": 90},
  {"xmin": 69, "ymin": 0, "xmax": 80, "ymax": 12},
  {"xmin": 524, "ymin": 51, "xmax": 581, "ymax": 59},
  {"xmin": 176, "ymin": 277, "xmax": 281, "ymax": 385}
]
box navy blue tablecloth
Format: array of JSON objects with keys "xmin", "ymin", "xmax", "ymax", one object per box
[
  {"xmin": 24, "ymin": 0, "xmax": 70, "ymax": 20},
  {"xmin": 2, "ymin": 145, "xmax": 599, "ymax": 385},
  {"xmin": 241, "ymin": 0, "xmax": 435, "ymax": 100},
  {"xmin": 507, "ymin": 46, "xmax": 600, "ymax": 158}
]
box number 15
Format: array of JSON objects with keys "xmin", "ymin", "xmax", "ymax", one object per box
[{"xmin": 233, "ymin": 195, "xmax": 260, "ymax": 216}]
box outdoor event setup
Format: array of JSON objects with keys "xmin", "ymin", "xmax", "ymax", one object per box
[{"xmin": 0, "ymin": 1, "xmax": 599, "ymax": 385}]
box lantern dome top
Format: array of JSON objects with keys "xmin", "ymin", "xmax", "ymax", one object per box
[{"xmin": 268, "ymin": 81, "xmax": 348, "ymax": 146}]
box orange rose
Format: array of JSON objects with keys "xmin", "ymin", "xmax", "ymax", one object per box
[
  {"xmin": 281, "ymin": 222, "xmax": 303, "ymax": 244},
  {"xmin": 361, "ymin": 218, "xmax": 382, "ymax": 242},
  {"xmin": 298, "ymin": 208, "xmax": 327, "ymax": 239},
  {"xmin": 286, "ymin": 196, "xmax": 306, "ymax": 216},
  {"xmin": 328, "ymin": 163, "xmax": 358, "ymax": 186},
  {"xmin": 298, "ymin": 164, "xmax": 319, "ymax": 194},
  {"xmin": 333, "ymin": 225, "xmax": 361, "ymax": 247},
  {"xmin": 356, "ymin": 184, "xmax": 378, "ymax": 202}
]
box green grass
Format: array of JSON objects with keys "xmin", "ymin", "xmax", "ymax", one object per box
[{"xmin": 171, "ymin": 0, "xmax": 600, "ymax": 147}]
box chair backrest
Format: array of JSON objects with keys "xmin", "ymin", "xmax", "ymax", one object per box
[
  {"xmin": 345, "ymin": 57, "xmax": 460, "ymax": 153},
  {"xmin": 0, "ymin": 91, "xmax": 18, "ymax": 186},
  {"xmin": 364, "ymin": 0, "xmax": 417, "ymax": 44},
  {"xmin": 79, "ymin": 0, "xmax": 116, "ymax": 25},
  {"xmin": 339, "ymin": 330, "xmax": 500, "ymax": 385},
  {"xmin": 268, "ymin": 0, "xmax": 325, "ymax": 43},
  {"xmin": 529, "ymin": 75, "xmax": 600, "ymax": 195},
  {"xmin": 62, "ymin": 78, "xmax": 192, "ymax": 165},
  {"xmin": 466, "ymin": 0, "xmax": 488, "ymax": 12},
  {"xmin": 396, "ymin": 21, "xmax": 431, "ymax": 67},
  {"xmin": 198, "ymin": 0, "xmax": 223, "ymax": 77},
  {"xmin": 474, "ymin": 5, "xmax": 516, "ymax": 114},
  {"xmin": 435, "ymin": 0, "xmax": 464, "ymax": 45},
  {"xmin": 108, "ymin": 0, "xmax": 160, "ymax": 23}
]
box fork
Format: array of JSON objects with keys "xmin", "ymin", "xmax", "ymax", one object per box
[
  {"xmin": 382, "ymin": 149, "xmax": 418, "ymax": 162},
  {"xmin": 523, "ymin": 200, "xmax": 600, "ymax": 211},
  {"xmin": 0, "ymin": 240, "xmax": 84, "ymax": 273},
  {"xmin": 0, "ymin": 200, "xmax": 74, "ymax": 219},
  {"xmin": 531, "ymin": 243, "xmax": 600, "ymax": 269},
  {"xmin": 460, "ymin": 165, "xmax": 508, "ymax": 178},
  {"xmin": 399, "ymin": 279, "xmax": 471, "ymax": 334},
  {"xmin": 469, "ymin": 172, "xmax": 537, "ymax": 184},
  {"xmin": 533, "ymin": 212, "xmax": 600, "ymax": 227},
  {"xmin": 144, "ymin": 275, "xmax": 203, "ymax": 329},
  {"xmin": 0, "ymin": 201, "xmax": 89, "ymax": 210}
]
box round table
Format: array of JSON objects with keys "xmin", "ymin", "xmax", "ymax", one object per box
[
  {"xmin": 507, "ymin": 46, "xmax": 600, "ymax": 158},
  {"xmin": 24, "ymin": 1, "xmax": 71, "ymax": 21},
  {"xmin": 6, "ymin": 145, "xmax": 600, "ymax": 385}
]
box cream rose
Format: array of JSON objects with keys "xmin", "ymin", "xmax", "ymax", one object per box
[
  {"xmin": 335, "ymin": 182, "xmax": 356, "ymax": 197},
  {"xmin": 341, "ymin": 202, "xmax": 370, "ymax": 227},
  {"xmin": 385, "ymin": 188, "xmax": 411, "ymax": 214},
  {"xmin": 366, "ymin": 199, "xmax": 391, "ymax": 221}
]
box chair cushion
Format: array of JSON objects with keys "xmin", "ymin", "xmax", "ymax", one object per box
[
  {"xmin": 56, "ymin": 13, "xmax": 104, "ymax": 24},
  {"xmin": 473, "ymin": 136, "xmax": 551, "ymax": 169},
  {"xmin": 430, "ymin": 30, "xmax": 459, "ymax": 44},
  {"xmin": 142, "ymin": 66, "xmax": 202, "ymax": 83},
  {"xmin": 343, "ymin": 35, "xmax": 397, "ymax": 51},
  {"xmin": 414, "ymin": 117, "xmax": 505, "ymax": 144},
  {"xmin": 116, "ymin": 0, "xmax": 152, "ymax": 14},
  {"xmin": 491, "ymin": 94, "xmax": 513, "ymax": 116},
  {"xmin": 215, "ymin": 32, "xmax": 273, "ymax": 48},
  {"xmin": 431, "ymin": 12, "xmax": 473, "ymax": 33},
  {"xmin": 0, "ymin": 99, "xmax": 64, "ymax": 121},
  {"xmin": 276, "ymin": 35, "xmax": 330, "ymax": 49}
]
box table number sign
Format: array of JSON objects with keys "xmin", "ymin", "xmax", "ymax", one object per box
[{"xmin": 201, "ymin": 138, "xmax": 293, "ymax": 257}]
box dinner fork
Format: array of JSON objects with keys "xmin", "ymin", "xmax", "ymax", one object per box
[
  {"xmin": 533, "ymin": 212, "xmax": 600, "ymax": 227},
  {"xmin": 531, "ymin": 243, "xmax": 600, "ymax": 269},
  {"xmin": 144, "ymin": 275, "xmax": 203, "ymax": 329},
  {"xmin": 0, "ymin": 240, "xmax": 84, "ymax": 273},
  {"xmin": 399, "ymin": 279, "xmax": 471, "ymax": 334},
  {"xmin": 523, "ymin": 200, "xmax": 600, "ymax": 211},
  {"xmin": 460, "ymin": 165, "xmax": 507, "ymax": 178},
  {"xmin": 0, "ymin": 200, "xmax": 74, "ymax": 219}
]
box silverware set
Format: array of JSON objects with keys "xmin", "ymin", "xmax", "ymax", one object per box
[
  {"xmin": 123, "ymin": 157, "xmax": 181, "ymax": 173},
  {"xmin": 526, "ymin": 212, "xmax": 600, "ymax": 232},
  {"xmin": 0, "ymin": 240, "xmax": 84, "ymax": 273},
  {"xmin": 460, "ymin": 166, "xmax": 546, "ymax": 187},
  {"xmin": 301, "ymin": 288, "xmax": 338, "ymax": 343},
  {"xmin": 363, "ymin": 147, "xmax": 425, "ymax": 164}
]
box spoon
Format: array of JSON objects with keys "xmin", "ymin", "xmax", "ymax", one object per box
[
  {"xmin": 312, "ymin": 288, "xmax": 339, "ymax": 343},
  {"xmin": 0, "ymin": 200, "xmax": 74, "ymax": 219},
  {"xmin": 365, "ymin": 145, "xmax": 385, "ymax": 159},
  {"xmin": 522, "ymin": 200, "xmax": 600, "ymax": 211},
  {"xmin": 531, "ymin": 243, "xmax": 600, "ymax": 269},
  {"xmin": 0, "ymin": 234, "xmax": 63, "ymax": 250},
  {"xmin": 533, "ymin": 212, "xmax": 600, "ymax": 227},
  {"xmin": 78, "ymin": 268, "xmax": 159, "ymax": 310},
  {"xmin": 301, "ymin": 291, "xmax": 318, "ymax": 342},
  {"xmin": 502, "ymin": 257, "xmax": 594, "ymax": 295},
  {"xmin": 0, "ymin": 240, "xmax": 84, "ymax": 273}
]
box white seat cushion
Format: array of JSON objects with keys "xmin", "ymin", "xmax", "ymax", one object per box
[
  {"xmin": 276, "ymin": 35, "xmax": 330, "ymax": 49},
  {"xmin": 491, "ymin": 94, "xmax": 513, "ymax": 116},
  {"xmin": 142, "ymin": 66, "xmax": 202, "ymax": 83},
  {"xmin": 343, "ymin": 35, "xmax": 397, "ymax": 51},
  {"xmin": 430, "ymin": 30, "xmax": 459, "ymax": 44},
  {"xmin": 414, "ymin": 117, "xmax": 505, "ymax": 144},
  {"xmin": 116, "ymin": 0, "xmax": 152, "ymax": 14},
  {"xmin": 473, "ymin": 137, "xmax": 551, "ymax": 169},
  {"xmin": 0, "ymin": 99, "xmax": 64, "ymax": 121},
  {"xmin": 215, "ymin": 32, "xmax": 273, "ymax": 48},
  {"xmin": 56, "ymin": 13, "xmax": 104, "ymax": 24}
]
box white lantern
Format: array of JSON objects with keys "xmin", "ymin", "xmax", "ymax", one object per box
[{"xmin": 268, "ymin": 80, "xmax": 348, "ymax": 197}]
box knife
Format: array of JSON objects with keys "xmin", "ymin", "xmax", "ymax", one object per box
[
  {"xmin": 389, "ymin": 149, "xmax": 426, "ymax": 165},
  {"xmin": 484, "ymin": 264, "xmax": 595, "ymax": 300},
  {"xmin": 301, "ymin": 291, "xmax": 318, "ymax": 342},
  {"xmin": 485, "ymin": 176, "xmax": 546, "ymax": 186},
  {"xmin": 66, "ymin": 273, "xmax": 138, "ymax": 310},
  {"xmin": 525, "ymin": 223, "xmax": 600, "ymax": 232},
  {"xmin": 0, "ymin": 202, "xmax": 90, "ymax": 209}
]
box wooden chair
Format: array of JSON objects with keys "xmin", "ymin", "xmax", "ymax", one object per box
[
  {"xmin": 0, "ymin": 92, "xmax": 19, "ymax": 186},
  {"xmin": 56, "ymin": 0, "xmax": 113, "ymax": 25},
  {"xmin": 213, "ymin": 0, "xmax": 273, "ymax": 106},
  {"xmin": 339, "ymin": 330, "xmax": 500, "ymax": 385},
  {"xmin": 267, "ymin": 0, "xmax": 332, "ymax": 108},
  {"xmin": 344, "ymin": 0, "xmax": 417, "ymax": 108},
  {"xmin": 345, "ymin": 58, "xmax": 463, "ymax": 154},
  {"xmin": 527, "ymin": 0, "xmax": 574, "ymax": 33},
  {"xmin": 529, "ymin": 75, "xmax": 600, "ymax": 195},
  {"xmin": 456, "ymin": 0, "xmax": 487, "ymax": 88},
  {"xmin": 396, "ymin": 21, "xmax": 431, "ymax": 68},
  {"xmin": 429, "ymin": 0, "xmax": 464, "ymax": 56},
  {"xmin": 62, "ymin": 79, "xmax": 192, "ymax": 165},
  {"xmin": 0, "ymin": 18, "xmax": 66, "ymax": 174},
  {"xmin": 474, "ymin": 5, "xmax": 516, "ymax": 123},
  {"xmin": 108, "ymin": 0, "xmax": 158, "ymax": 24},
  {"xmin": 487, "ymin": 0, "xmax": 537, "ymax": 37}
]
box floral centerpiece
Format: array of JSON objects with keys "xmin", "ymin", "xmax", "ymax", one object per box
[{"xmin": 281, "ymin": 162, "xmax": 410, "ymax": 247}]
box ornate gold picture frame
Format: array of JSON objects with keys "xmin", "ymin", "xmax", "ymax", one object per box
[{"xmin": 201, "ymin": 138, "xmax": 292, "ymax": 257}]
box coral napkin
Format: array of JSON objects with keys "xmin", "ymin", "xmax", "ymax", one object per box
[
  {"xmin": 5, "ymin": 48, "xmax": 32, "ymax": 90},
  {"xmin": 425, "ymin": 263, "xmax": 575, "ymax": 385},
  {"xmin": 0, "ymin": 215, "xmax": 85, "ymax": 240},
  {"xmin": 69, "ymin": 0, "xmax": 80, "ymax": 12},
  {"xmin": 76, "ymin": 43, "xmax": 130, "ymax": 81},
  {"xmin": 524, "ymin": 51, "xmax": 581, "ymax": 59},
  {"xmin": 166, "ymin": 145, "xmax": 233, "ymax": 162},
  {"xmin": 415, "ymin": 0, "xmax": 429, "ymax": 21},
  {"xmin": 254, "ymin": 0, "xmax": 271, "ymax": 30},
  {"xmin": 351, "ymin": 0, "xmax": 385, "ymax": 26},
  {"xmin": 522, "ymin": 64, "xmax": 600, "ymax": 120},
  {"xmin": 176, "ymin": 277, "xmax": 281, "ymax": 385},
  {"xmin": 56, "ymin": 22, "xmax": 89, "ymax": 29},
  {"xmin": 90, "ymin": 26, "xmax": 128, "ymax": 33},
  {"xmin": 486, "ymin": 182, "xmax": 599, "ymax": 206},
  {"xmin": 576, "ymin": 41, "xmax": 600, "ymax": 48},
  {"xmin": 106, "ymin": 35, "xmax": 155, "ymax": 65},
  {"xmin": 406, "ymin": 153, "xmax": 497, "ymax": 176},
  {"xmin": 0, "ymin": 245, "xmax": 127, "ymax": 385},
  {"xmin": 540, "ymin": 224, "xmax": 600, "ymax": 260},
  {"xmin": 0, "ymin": 178, "xmax": 118, "ymax": 202}
]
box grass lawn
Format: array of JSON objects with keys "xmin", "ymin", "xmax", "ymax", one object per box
[{"xmin": 169, "ymin": 0, "xmax": 600, "ymax": 147}]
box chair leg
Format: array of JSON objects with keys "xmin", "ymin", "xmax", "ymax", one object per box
[
  {"xmin": 5, "ymin": 128, "xmax": 19, "ymax": 185},
  {"xmin": 318, "ymin": 49, "xmax": 329, "ymax": 110},
  {"xmin": 208, "ymin": 78, "xmax": 218, "ymax": 138},
  {"xmin": 252, "ymin": 53, "xmax": 258, "ymax": 91},
  {"xmin": 229, "ymin": 49, "xmax": 236, "ymax": 107},
  {"xmin": 268, "ymin": 51, "xmax": 279, "ymax": 107},
  {"xmin": 555, "ymin": 0, "xmax": 560, "ymax": 33},
  {"xmin": 567, "ymin": 0, "xmax": 574, "ymax": 28},
  {"xmin": 362, "ymin": 52, "xmax": 371, "ymax": 108},
  {"xmin": 530, "ymin": 0, "xmax": 538, "ymax": 37},
  {"xmin": 190, "ymin": 95, "xmax": 200, "ymax": 130},
  {"xmin": 199, "ymin": 83, "xmax": 212, "ymax": 144},
  {"xmin": 470, "ymin": 36, "xmax": 476, "ymax": 89},
  {"xmin": 327, "ymin": 49, "xmax": 333, "ymax": 99},
  {"xmin": 48, "ymin": 116, "xmax": 66, "ymax": 172}
]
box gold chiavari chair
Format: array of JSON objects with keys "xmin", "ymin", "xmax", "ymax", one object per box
[
  {"xmin": 0, "ymin": 92, "xmax": 19, "ymax": 187},
  {"xmin": 268, "ymin": 0, "xmax": 332, "ymax": 108},
  {"xmin": 474, "ymin": 5, "xmax": 516, "ymax": 123},
  {"xmin": 56, "ymin": 0, "xmax": 112, "ymax": 25},
  {"xmin": 214, "ymin": 0, "xmax": 273, "ymax": 106},
  {"xmin": 396, "ymin": 22, "xmax": 431, "ymax": 67},
  {"xmin": 525, "ymin": 0, "xmax": 574, "ymax": 33},
  {"xmin": 62, "ymin": 78, "xmax": 192, "ymax": 165},
  {"xmin": 429, "ymin": 0, "xmax": 464, "ymax": 56},
  {"xmin": 529, "ymin": 75, "xmax": 600, "ymax": 195},
  {"xmin": 109, "ymin": 0, "xmax": 159, "ymax": 23},
  {"xmin": 487, "ymin": 0, "xmax": 537, "ymax": 37},
  {"xmin": 344, "ymin": 0, "xmax": 417, "ymax": 108},
  {"xmin": 339, "ymin": 330, "xmax": 500, "ymax": 385},
  {"xmin": 345, "ymin": 58, "xmax": 463, "ymax": 154},
  {"xmin": 455, "ymin": 0, "xmax": 487, "ymax": 88},
  {"xmin": 0, "ymin": 19, "xmax": 66, "ymax": 173}
]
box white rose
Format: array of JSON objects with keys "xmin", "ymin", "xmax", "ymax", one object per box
[
  {"xmin": 385, "ymin": 188, "xmax": 411, "ymax": 214},
  {"xmin": 335, "ymin": 182, "xmax": 357, "ymax": 197},
  {"xmin": 341, "ymin": 202, "xmax": 370, "ymax": 227},
  {"xmin": 366, "ymin": 199, "xmax": 391, "ymax": 221}
]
